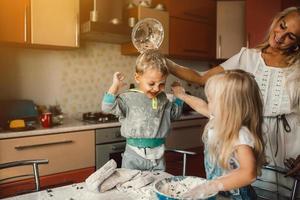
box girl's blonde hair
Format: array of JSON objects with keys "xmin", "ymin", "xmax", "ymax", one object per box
[
  {"xmin": 256, "ymin": 7, "xmax": 300, "ymax": 66},
  {"xmin": 203, "ymin": 69, "xmax": 265, "ymax": 175},
  {"xmin": 135, "ymin": 49, "xmax": 169, "ymax": 76},
  {"xmin": 257, "ymin": 7, "xmax": 300, "ymax": 112}
]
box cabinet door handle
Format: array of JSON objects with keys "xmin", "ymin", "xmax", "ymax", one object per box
[
  {"xmin": 246, "ymin": 33, "xmax": 250, "ymax": 48},
  {"xmin": 24, "ymin": 5, "xmax": 28, "ymax": 43},
  {"xmin": 75, "ymin": 13, "xmax": 79, "ymax": 47},
  {"xmin": 15, "ymin": 140, "xmax": 74, "ymax": 150},
  {"xmin": 218, "ymin": 35, "xmax": 222, "ymax": 58}
]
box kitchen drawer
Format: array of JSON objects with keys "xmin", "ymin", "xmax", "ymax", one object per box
[{"xmin": 0, "ymin": 130, "xmax": 95, "ymax": 182}]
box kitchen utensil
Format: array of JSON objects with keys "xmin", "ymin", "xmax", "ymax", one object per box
[
  {"xmin": 40, "ymin": 112, "xmax": 52, "ymax": 128},
  {"xmin": 154, "ymin": 176, "xmax": 217, "ymax": 200},
  {"xmin": 131, "ymin": 18, "xmax": 164, "ymax": 53}
]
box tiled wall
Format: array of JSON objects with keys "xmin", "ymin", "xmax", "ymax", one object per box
[{"xmin": 0, "ymin": 42, "xmax": 208, "ymax": 117}]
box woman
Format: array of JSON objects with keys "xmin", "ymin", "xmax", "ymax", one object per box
[{"xmin": 167, "ymin": 7, "xmax": 300, "ymax": 198}]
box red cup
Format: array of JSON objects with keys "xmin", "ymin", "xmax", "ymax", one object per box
[{"xmin": 40, "ymin": 112, "xmax": 52, "ymax": 128}]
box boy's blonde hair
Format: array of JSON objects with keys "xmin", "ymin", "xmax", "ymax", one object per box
[
  {"xmin": 135, "ymin": 49, "xmax": 169, "ymax": 76},
  {"xmin": 203, "ymin": 69, "xmax": 265, "ymax": 175}
]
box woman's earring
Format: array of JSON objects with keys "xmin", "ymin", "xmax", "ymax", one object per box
[{"xmin": 294, "ymin": 45, "xmax": 299, "ymax": 52}]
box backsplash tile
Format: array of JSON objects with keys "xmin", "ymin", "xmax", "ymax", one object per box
[
  {"xmin": 59, "ymin": 42, "xmax": 137, "ymax": 117},
  {"xmin": 0, "ymin": 42, "xmax": 208, "ymax": 117}
]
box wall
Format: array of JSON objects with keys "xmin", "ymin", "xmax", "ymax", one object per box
[{"xmin": 0, "ymin": 42, "xmax": 209, "ymax": 118}]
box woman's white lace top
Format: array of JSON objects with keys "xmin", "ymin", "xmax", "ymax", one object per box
[{"xmin": 221, "ymin": 47, "xmax": 297, "ymax": 117}]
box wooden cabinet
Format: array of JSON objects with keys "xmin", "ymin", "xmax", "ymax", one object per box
[
  {"xmin": 121, "ymin": 6, "xmax": 169, "ymax": 55},
  {"xmin": 216, "ymin": 1, "xmax": 245, "ymax": 59},
  {"xmin": 155, "ymin": 0, "xmax": 215, "ymax": 21},
  {"xmin": 153, "ymin": 0, "xmax": 216, "ymax": 59},
  {"xmin": 0, "ymin": 0, "xmax": 79, "ymax": 47},
  {"xmin": 169, "ymin": 17, "xmax": 216, "ymax": 59},
  {"xmin": 31, "ymin": 0, "xmax": 79, "ymax": 47},
  {"xmin": 165, "ymin": 118, "xmax": 208, "ymax": 177},
  {"xmin": 0, "ymin": 130, "xmax": 95, "ymax": 198},
  {"xmin": 246, "ymin": 0, "xmax": 300, "ymax": 48},
  {"xmin": 0, "ymin": 0, "xmax": 30, "ymax": 44}
]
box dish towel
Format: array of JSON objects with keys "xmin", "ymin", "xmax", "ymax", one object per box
[
  {"xmin": 85, "ymin": 159, "xmax": 117, "ymax": 192},
  {"xmin": 99, "ymin": 168, "xmax": 140, "ymax": 192},
  {"xmin": 117, "ymin": 171, "xmax": 155, "ymax": 191}
]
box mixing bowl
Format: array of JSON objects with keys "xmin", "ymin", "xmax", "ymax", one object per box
[{"xmin": 154, "ymin": 176, "xmax": 217, "ymax": 200}]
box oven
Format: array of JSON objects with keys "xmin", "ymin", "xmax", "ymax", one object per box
[{"xmin": 95, "ymin": 127, "xmax": 126, "ymax": 169}]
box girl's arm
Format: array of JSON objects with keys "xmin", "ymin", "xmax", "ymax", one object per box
[
  {"xmin": 167, "ymin": 59, "xmax": 224, "ymax": 85},
  {"xmin": 214, "ymin": 145, "xmax": 257, "ymax": 190},
  {"xmin": 179, "ymin": 94, "xmax": 209, "ymax": 118},
  {"xmin": 172, "ymin": 84, "xmax": 209, "ymax": 117},
  {"xmin": 183, "ymin": 145, "xmax": 257, "ymax": 198}
]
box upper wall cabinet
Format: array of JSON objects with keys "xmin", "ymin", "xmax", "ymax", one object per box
[
  {"xmin": 0, "ymin": 0, "xmax": 79, "ymax": 48},
  {"xmin": 216, "ymin": 1, "xmax": 245, "ymax": 59},
  {"xmin": 31, "ymin": 0, "xmax": 79, "ymax": 47},
  {"xmin": 0, "ymin": 0, "xmax": 30, "ymax": 44},
  {"xmin": 153, "ymin": 0, "xmax": 216, "ymax": 60},
  {"xmin": 246, "ymin": 0, "xmax": 300, "ymax": 48}
]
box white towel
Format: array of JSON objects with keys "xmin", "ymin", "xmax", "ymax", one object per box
[
  {"xmin": 99, "ymin": 168, "xmax": 140, "ymax": 192},
  {"xmin": 117, "ymin": 171, "xmax": 155, "ymax": 191},
  {"xmin": 85, "ymin": 159, "xmax": 117, "ymax": 192}
]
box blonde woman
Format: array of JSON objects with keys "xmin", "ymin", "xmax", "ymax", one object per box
[
  {"xmin": 168, "ymin": 7, "xmax": 300, "ymax": 198},
  {"xmin": 172, "ymin": 70, "xmax": 265, "ymax": 199}
]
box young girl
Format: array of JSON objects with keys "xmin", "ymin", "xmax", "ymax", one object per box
[
  {"xmin": 173, "ymin": 70, "xmax": 265, "ymax": 199},
  {"xmin": 101, "ymin": 49, "xmax": 183, "ymax": 171}
]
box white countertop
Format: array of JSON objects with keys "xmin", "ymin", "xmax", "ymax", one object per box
[
  {"xmin": 3, "ymin": 172, "xmax": 228, "ymax": 200},
  {"xmin": 0, "ymin": 112, "xmax": 206, "ymax": 140},
  {"xmin": 3, "ymin": 171, "xmax": 172, "ymax": 200}
]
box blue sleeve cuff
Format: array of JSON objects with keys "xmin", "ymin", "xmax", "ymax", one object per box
[
  {"xmin": 174, "ymin": 98, "xmax": 184, "ymax": 106},
  {"xmin": 103, "ymin": 92, "xmax": 116, "ymax": 104}
]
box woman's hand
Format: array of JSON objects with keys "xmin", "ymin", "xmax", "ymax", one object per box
[
  {"xmin": 171, "ymin": 81, "xmax": 185, "ymax": 99},
  {"xmin": 182, "ymin": 180, "xmax": 223, "ymax": 199},
  {"xmin": 285, "ymin": 155, "xmax": 300, "ymax": 177}
]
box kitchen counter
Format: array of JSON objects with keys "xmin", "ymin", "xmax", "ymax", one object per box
[
  {"xmin": 0, "ymin": 112, "xmax": 206, "ymax": 140},
  {"xmin": 3, "ymin": 171, "xmax": 172, "ymax": 200},
  {"xmin": 3, "ymin": 173, "xmax": 228, "ymax": 200}
]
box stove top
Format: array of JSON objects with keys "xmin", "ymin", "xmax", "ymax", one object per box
[{"xmin": 82, "ymin": 112, "xmax": 118, "ymax": 124}]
